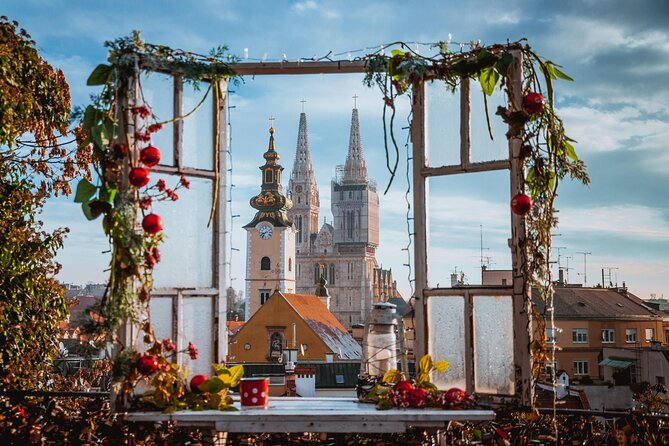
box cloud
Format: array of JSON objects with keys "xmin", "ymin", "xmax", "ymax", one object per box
[
  {"xmin": 559, "ymin": 204, "xmax": 669, "ymax": 241},
  {"xmin": 291, "ymin": 0, "xmax": 340, "ymax": 19}
]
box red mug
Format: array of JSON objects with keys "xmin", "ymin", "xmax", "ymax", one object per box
[{"xmin": 240, "ymin": 377, "xmax": 269, "ymax": 406}]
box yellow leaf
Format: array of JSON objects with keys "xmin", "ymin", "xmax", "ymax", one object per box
[
  {"xmin": 382, "ymin": 369, "xmax": 403, "ymax": 384},
  {"xmin": 418, "ymin": 354, "xmax": 434, "ymax": 374},
  {"xmin": 434, "ymin": 360, "xmax": 449, "ymax": 373}
]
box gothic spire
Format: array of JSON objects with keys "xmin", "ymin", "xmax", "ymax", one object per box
[
  {"xmin": 343, "ymin": 108, "xmax": 368, "ymax": 182},
  {"xmin": 292, "ymin": 112, "xmax": 314, "ymax": 180}
]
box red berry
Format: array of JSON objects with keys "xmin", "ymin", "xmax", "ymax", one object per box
[
  {"xmin": 142, "ymin": 213, "xmax": 163, "ymax": 234},
  {"xmin": 511, "ymin": 193, "xmax": 532, "ymax": 215},
  {"xmin": 408, "ymin": 387, "xmax": 430, "ymax": 408},
  {"xmin": 523, "ymin": 92, "xmax": 545, "ymax": 114},
  {"xmin": 393, "ymin": 380, "xmax": 414, "ymax": 394},
  {"xmin": 190, "ymin": 375, "xmax": 208, "ymax": 393},
  {"xmin": 140, "ymin": 145, "xmax": 161, "ymax": 167},
  {"xmin": 129, "ymin": 167, "xmax": 150, "ymax": 188},
  {"xmin": 136, "ymin": 355, "xmax": 159, "ymax": 375},
  {"xmin": 445, "ymin": 387, "xmax": 465, "ymax": 404}
]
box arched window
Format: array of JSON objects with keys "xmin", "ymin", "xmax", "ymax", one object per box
[
  {"xmin": 329, "ymin": 264, "xmax": 335, "ymax": 285},
  {"xmin": 297, "ymin": 216, "xmax": 303, "ymax": 243},
  {"xmin": 261, "ymin": 256, "xmax": 271, "ymax": 271},
  {"xmin": 314, "ymin": 264, "xmax": 319, "ymax": 284},
  {"xmin": 288, "ymin": 257, "xmax": 292, "ymax": 272},
  {"xmin": 264, "ymin": 170, "xmax": 273, "ymax": 183}
]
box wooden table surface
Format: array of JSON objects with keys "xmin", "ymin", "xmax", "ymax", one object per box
[{"xmin": 124, "ymin": 397, "xmax": 495, "ymax": 433}]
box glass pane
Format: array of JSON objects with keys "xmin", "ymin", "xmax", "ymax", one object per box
[
  {"xmin": 473, "ymin": 295, "xmax": 514, "ymax": 394},
  {"xmin": 426, "ymin": 173, "xmax": 512, "ymax": 288},
  {"xmin": 151, "ymin": 174, "xmax": 214, "ymax": 288},
  {"xmin": 426, "ymin": 79, "xmax": 509, "ymax": 167},
  {"xmin": 182, "ymin": 296, "xmax": 214, "ymax": 377},
  {"xmin": 426, "ymin": 81, "xmax": 460, "ymax": 167},
  {"xmin": 140, "ymin": 72, "xmax": 174, "ymax": 166},
  {"xmin": 427, "ymin": 296, "xmax": 465, "ymax": 390},
  {"xmin": 149, "ymin": 297, "xmax": 173, "ymax": 342},
  {"xmin": 182, "ymin": 81, "xmax": 214, "ymax": 170}
]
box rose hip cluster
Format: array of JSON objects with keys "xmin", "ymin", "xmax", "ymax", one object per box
[
  {"xmin": 128, "ymin": 104, "xmax": 191, "ymax": 269},
  {"xmin": 386, "ymin": 380, "xmax": 473, "ymax": 409}
]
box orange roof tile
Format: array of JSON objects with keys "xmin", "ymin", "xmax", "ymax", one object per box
[{"xmin": 281, "ymin": 293, "xmax": 361, "ymax": 360}]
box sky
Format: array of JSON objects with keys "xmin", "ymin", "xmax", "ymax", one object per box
[{"xmin": 5, "ymin": 0, "xmax": 669, "ymax": 300}]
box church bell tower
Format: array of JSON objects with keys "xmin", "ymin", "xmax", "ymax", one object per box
[{"xmin": 244, "ymin": 124, "xmax": 296, "ymax": 318}]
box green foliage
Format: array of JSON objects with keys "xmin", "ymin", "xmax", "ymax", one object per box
[{"xmin": 0, "ymin": 165, "xmax": 69, "ymax": 389}]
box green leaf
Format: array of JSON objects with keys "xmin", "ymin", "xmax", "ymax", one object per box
[
  {"xmin": 376, "ymin": 399, "xmax": 394, "ymax": 410},
  {"xmin": 199, "ymin": 376, "xmax": 228, "ymax": 394},
  {"xmin": 99, "ymin": 184, "xmax": 117, "ymax": 204},
  {"xmin": 82, "ymin": 200, "xmax": 100, "ymax": 221},
  {"xmin": 391, "ymin": 49, "xmax": 405, "ymax": 57},
  {"xmin": 478, "ymin": 67, "xmax": 499, "ymax": 96},
  {"xmin": 495, "ymin": 53, "xmax": 513, "ymax": 77},
  {"xmin": 87, "ymin": 64, "xmax": 112, "ymax": 86},
  {"xmin": 563, "ymin": 140, "xmax": 579, "ymax": 161},
  {"xmin": 227, "ymin": 365, "xmax": 244, "ymax": 388},
  {"xmin": 74, "ymin": 179, "xmax": 97, "ymax": 203},
  {"xmin": 545, "ymin": 61, "xmax": 574, "ymax": 81},
  {"xmin": 82, "ymin": 105, "xmax": 99, "ymax": 131}
]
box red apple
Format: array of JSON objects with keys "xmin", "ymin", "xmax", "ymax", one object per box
[
  {"xmin": 140, "ymin": 145, "xmax": 161, "ymax": 167},
  {"xmin": 511, "ymin": 193, "xmax": 532, "ymax": 215},
  {"xmin": 136, "ymin": 355, "xmax": 159, "ymax": 375},
  {"xmin": 523, "ymin": 92, "xmax": 545, "ymax": 114},
  {"xmin": 393, "ymin": 380, "xmax": 414, "ymax": 394},
  {"xmin": 445, "ymin": 387, "xmax": 465, "ymax": 404},
  {"xmin": 408, "ymin": 387, "xmax": 430, "ymax": 408},
  {"xmin": 142, "ymin": 213, "xmax": 163, "ymax": 234},
  {"xmin": 190, "ymin": 375, "xmax": 208, "ymax": 393},
  {"xmin": 129, "ymin": 167, "xmax": 150, "ymax": 188}
]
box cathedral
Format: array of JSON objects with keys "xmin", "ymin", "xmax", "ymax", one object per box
[
  {"xmin": 287, "ymin": 108, "xmax": 402, "ymax": 329},
  {"xmin": 244, "ymin": 108, "xmax": 402, "ymax": 330}
]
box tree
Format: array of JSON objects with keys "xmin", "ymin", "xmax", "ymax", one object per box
[{"xmin": 0, "ymin": 16, "xmax": 89, "ymax": 389}]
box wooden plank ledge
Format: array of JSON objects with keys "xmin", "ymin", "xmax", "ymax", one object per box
[{"xmin": 124, "ymin": 397, "xmax": 495, "ymax": 433}]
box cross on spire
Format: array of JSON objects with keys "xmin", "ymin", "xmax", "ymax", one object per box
[
  {"xmin": 269, "ymin": 115, "xmax": 276, "ymax": 129},
  {"xmin": 353, "ymin": 94, "xmax": 358, "ymax": 108},
  {"xmin": 300, "ymin": 99, "xmax": 306, "ymax": 113}
]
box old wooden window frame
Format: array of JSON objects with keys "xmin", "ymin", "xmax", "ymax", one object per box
[{"xmin": 129, "ymin": 53, "xmax": 533, "ymax": 405}]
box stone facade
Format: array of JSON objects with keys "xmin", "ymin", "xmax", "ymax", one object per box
[{"xmin": 287, "ymin": 109, "xmax": 401, "ymax": 330}]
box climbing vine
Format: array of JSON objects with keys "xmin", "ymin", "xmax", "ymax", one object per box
[{"xmin": 75, "ymin": 32, "xmax": 239, "ymax": 407}]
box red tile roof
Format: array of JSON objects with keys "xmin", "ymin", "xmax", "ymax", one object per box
[{"xmin": 281, "ymin": 293, "xmax": 361, "ymax": 360}]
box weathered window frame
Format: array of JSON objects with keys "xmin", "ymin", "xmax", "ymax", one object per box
[{"xmin": 126, "ymin": 54, "xmax": 533, "ymax": 405}]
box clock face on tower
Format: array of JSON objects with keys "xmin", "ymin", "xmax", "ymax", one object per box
[{"xmin": 256, "ymin": 222, "xmax": 273, "ymax": 240}]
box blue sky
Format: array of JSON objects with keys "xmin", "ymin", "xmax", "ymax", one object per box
[{"xmin": 6, "ymin": 0, "xmax": 668, "ymax": 300}]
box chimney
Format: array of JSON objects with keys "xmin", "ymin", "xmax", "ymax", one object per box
[
  {"xmin": 450, "ymin": 273, "xmax": 459, "ymax": 287},
  {"xmin": 558, "ymin": 269, "xmax": 564, "ymax": 285}
]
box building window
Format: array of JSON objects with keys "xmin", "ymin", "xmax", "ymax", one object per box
[
  {"xmin": 260, "ymin": 256, "xmax": 271, "ymax": 271},
  {"xmin": 645, "ymin": 328, "xmax": 655, "ymax": 341},
  {"xmin": 573, "ymin": 360, "xmax": 589, "ymax": 376},
  {"xmin": 269, "ymin": 332, "xmax": 283, "ymax": 360},
  {"xmin": 296, "ymin": 216, "xmax": 302, "ymax": 243},
  {"xmin": 329, "ymin": 264, "xmax": 335, "ymax": 285},
  {"xmin": 314, "ymin": 264, "xmax": 319, "ymax": 284},
  {"xmin": 601, "ymin": 329, "xmax": 615, "ymax": 344},
  {"xmin": 297, "ymin": 263, "xmax": 301, "ymax": 278},
  {"xmin": 541, "ymin": 361, "xmax": 557, "ymax": 379},
  {"xmin": 572, "ymin": 328, "xmax": 588, "ymax": 344},
  {"xmin": 626, "ymin": 328, "xmax": 637, "ymax": 343},
  {"xmin": 665, "ymin": 329, "xmax": 669, "ymax": 344},
  {"xmin": 264, "ymin": 170, "xmax": 273, "ymax": 183},
  {"xmin": 545, "ymin": 328, "xmax": 558, "ymax": 344},
  {"xmin": 260, "ymin": 289, "xmax": 271, "ymax": 305},
  {"xmin": 288, "ymin": 257, "xmax": 292, "ymax": 272}
]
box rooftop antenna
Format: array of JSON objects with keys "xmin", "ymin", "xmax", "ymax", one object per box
[
  {"xmin": 479, "ymin": 225, "xmax": 490, "ymax": 281},
  {"xmin": 562, "ymin": 256, "xmax": 574, "ymax": 283},
  {"xmin": 576, "ymin": 251, "xmax": 591, "ymax": 287},
  {"xmin": 353, "ymin": 94, "xmax": 358, "ymax": 108},
  {"xmin": 300, "ymin": 98, "xmax": 306, "ymax": 113},
  {"xmin": 552, "ymin": 246, "xmax": 567, "ymax": 277},
  {"xmin": 602, "ymin": 266, "xmax": 619, "ymax": 288}
]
